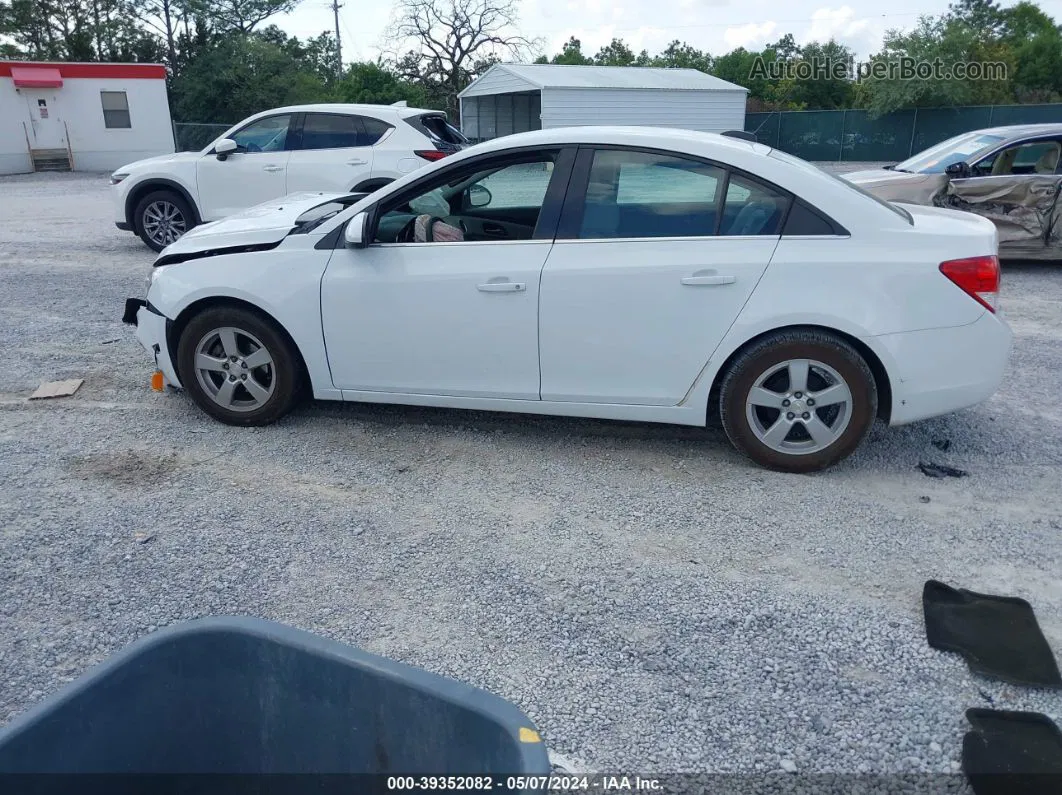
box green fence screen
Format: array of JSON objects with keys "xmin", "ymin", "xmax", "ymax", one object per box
[{"xmin": 745, "ymin": 103, "xmax": 1062, "ymax": 162}]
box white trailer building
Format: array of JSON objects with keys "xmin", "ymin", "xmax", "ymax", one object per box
[
  {"xmin": 458, "ymin": 64, "xmax": 747, "ymax": 141},
  {"xmin": 0, "ymin": 61, "xmax": 174, "ymax": 175}
]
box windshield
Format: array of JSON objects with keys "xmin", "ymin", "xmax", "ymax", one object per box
[
  {"xmin": 290, "ymin": 195, "xmax": 367, "ymax": 234},
  {"xmin": 768, "ymin": 147, "xmax": 913, "ymax": 225},
  {"xmin": 894, "ymin": 132, "xmax": 1006, "ymax": 174}
]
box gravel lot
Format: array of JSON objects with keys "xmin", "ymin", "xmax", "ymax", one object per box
[{"xmin": 1, "ymin": 170, "xmax": 1061, "ymax": 785}]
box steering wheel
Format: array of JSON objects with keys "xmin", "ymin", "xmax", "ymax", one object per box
[
  {"xmin": 396, "ymin": 216, "xmax": 418, "ymax": 243},
  {"xmin": 246, "ymin": 142, "xmax": 262, "ymax": 153}
]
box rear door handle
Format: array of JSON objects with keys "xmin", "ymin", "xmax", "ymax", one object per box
[
  {"xmin": 681, "ymin": 270, "xmax": 736, "ymax": 286},
  {"xmin": 477, "ymin": 281, "xmax": 525, "ymax": 293},
  {"xmin": 346, "ymin": 159, "xmax": 368, "ymax": 166},
  {"xmin": 263, "ymin": 165, "xmax": 284, "ymax": 173}
]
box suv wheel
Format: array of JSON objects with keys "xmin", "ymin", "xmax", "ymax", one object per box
[{"xmin": 135, "ymin": 190, "xmax": 196, "ymax": 252}]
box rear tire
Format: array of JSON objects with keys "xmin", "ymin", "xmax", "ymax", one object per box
[
  {"xmin": 176, "ymin": 306, "xmax": 303, "ymax": 426},
  {"xmin": 719, "ymin": 329, "xmax": 877, "ymax": 473},
  {"xmin": 135, "ymin": 190, "xmax": 196, "ymax": 252}
]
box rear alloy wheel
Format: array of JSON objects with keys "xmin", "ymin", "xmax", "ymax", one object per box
[
  {"xmin": 719, "ymin": 330, "xmax": 878, "ymax": 472},
  {"xmin": 135, "ymin": 190, "xmax": 195, "ymax": 252},
  {"xmin": 177, "ymin": 307, "xmax": 303, "ymax": 426}
]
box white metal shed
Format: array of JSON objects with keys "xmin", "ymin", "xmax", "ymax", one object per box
[{"xmin": 458, "ymin": 64, "xmax": 747, "ymax": 141}]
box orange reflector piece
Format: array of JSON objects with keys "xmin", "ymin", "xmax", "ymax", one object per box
[
  {"xmin": 518, "ymin": 727, "xmax": 541, "ymax": 743},
  {"xmin": 151, "ymin": 371, "xmax": 165, "ymax": 391}
]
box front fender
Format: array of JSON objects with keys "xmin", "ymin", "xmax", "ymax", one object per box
[{"xmin": 148, "ymin": 242, "xmax": 340, "ymax": 400}]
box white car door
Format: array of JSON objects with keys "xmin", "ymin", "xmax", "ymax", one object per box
[
  {"xmin": 320, "ymin": 150, "xmax": 569, "ymax": 399},
  {"xmin": 196, "ymin": 113, "xmax": 293, "ymax": 221},
  {"xmin": 539, "ymin": 148, "xmax": 784, "ymax": 406},
  {"xmin": 286, "ymin": 112, "xmax": 375, "ymax": 194}
]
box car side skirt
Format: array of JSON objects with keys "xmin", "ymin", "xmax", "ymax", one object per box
[{"xmin": 338, "ymin": 390, "xmax": 706, "ymax": 426}]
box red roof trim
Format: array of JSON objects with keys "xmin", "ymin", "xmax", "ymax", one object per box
[
  {"xmin": 0, "ymin": 61, "xmax": 167, "ymax": 80},
  {"xmin": 11, "ymin": 67, "xmax": 63, "ymax": 88}
]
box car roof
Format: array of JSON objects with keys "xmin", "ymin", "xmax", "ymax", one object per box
[
  {"xmin": 466, "ymin": 126, "xmax": 775, "ymax": 158},
  {"xmin": 973, "ymin": 123, "xmax": 1062, "ymax": 141},
  {"xmin": 244, "ymin": 103, "xmax": 442, "ymax": 120}
]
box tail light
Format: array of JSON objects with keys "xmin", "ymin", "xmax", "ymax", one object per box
[
  {"xmin": 414, "ymin": 149, "xmax": 447, "ymax": 162},
  {"xmin": 939, "ymin": 255, "xmax": 1000, "ymax": 313}
]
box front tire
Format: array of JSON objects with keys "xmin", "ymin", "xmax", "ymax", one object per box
[
  {"xmin": 135, "ymin": 190, "xmax": 195, "ymax": 252},
  {"xmin": 176, "ymin": 306, "xmax": 303, "ymax": 426},
  {"xmin": 719, "ymin": 330, "xmax": 877, "ymax": 473}
]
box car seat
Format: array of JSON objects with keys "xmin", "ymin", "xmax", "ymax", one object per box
[
  {"xmin": 724, "ymin": 200, "xmax": 781, "ymax": 236},
  {"xmin": 1035, "ymin": 146, "xmax": 1060, "ymax": 174}
]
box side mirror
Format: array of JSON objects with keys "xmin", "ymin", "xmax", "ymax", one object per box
[
  {"xmin": 215, "ymin": 138, "xmax": 237, "ymax": 161},
  {"xmin": 945, "ymin": 161, "xmax": 970, "ymax": 178},
  {"xmin": 344, "ymin": 212, "xmax": 368, "ymax": 249},
  {"xmin": 467, "ymin": 183, "xmax": 492, "ymax": 208}
]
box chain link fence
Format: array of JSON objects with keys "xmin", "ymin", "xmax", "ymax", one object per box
[
  {"xmin": 172, "ymin": 122, "xmax": 234, "ymax": 152},
  {"xmin": 745, "ymin": 103, "xmax": 1062, "ymax": 162}
]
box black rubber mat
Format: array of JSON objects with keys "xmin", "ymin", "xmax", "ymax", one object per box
[
  {"xmin": 923, "ymin": 580, "xmax": 1062, "ymax": 688},
  {"xmin": 962, "ymin": 708, "xmax": 1062, "ymax": 795}
]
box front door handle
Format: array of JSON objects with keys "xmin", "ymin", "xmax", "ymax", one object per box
[
  {"xmin": 477, "ymin": 281, "xmax": 526, "ymax": 293},
  {"xmin": 346, "ymin": 159, "xmax": 368, "ymax": 166},
  {"xmin": 681, "ymin": 270, "xmax": 736, "ymax": 286},
  {"xmin": 263, "ymin": 165, "xmax": 284, "ymax": 173}
]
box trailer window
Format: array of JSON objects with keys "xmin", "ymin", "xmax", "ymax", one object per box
[{"xmin": 101, "ymin": 91, "xmax": 131, "ymax": 129}]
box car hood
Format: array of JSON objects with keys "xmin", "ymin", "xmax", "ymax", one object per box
[
  {"xmin": 841, "ymin": 169, "xmax": 948, "ymax": 204},
  {"xmin": 157, "ymin": 192, "xmax": 351, "ymax": 259},
  {"xmin": 118, "ymin": 151, "xmax": 201, "ymax": 173}
]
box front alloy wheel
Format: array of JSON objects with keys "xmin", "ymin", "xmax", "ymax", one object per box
[
  {"xmin": 177, "ymin": 306, "xmax": 303, "ymax": 426},
  {"xmin": 142, "ymin": 199, "xmax": 188, "ymax": 248},
  {"xmin": 193, "ymin": 327, "xmax": 276, "ymax": 413}
]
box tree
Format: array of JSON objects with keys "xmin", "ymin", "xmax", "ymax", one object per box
[
  {"xmin": 653, "ymin": 40, "xmax": 711, "ymax": 72},
  {"xmin": 999, "ymin": 2, "xmax": 1062, "ymax": 99},
  {"xmin": 390, "ymin": 0, "xmax": 533, "ymax": 120},
  {"xmin": 169, "ymin": 31, "xmax": 328, "ymax": 122},
  {"xmin": 593, "ymin": 37, "xmax": 635, "ymax": 66},
  {"xmin": 185, "ymin": 0, "xmax": 299, "ymax": 35},
  {"xmin": 791, "ymin": 40, "xmax": 854, "ymax": 109},
  {"xmin": 335, "ymin": 60, "xmax": 431, "ymax": 106},
  {"xmin": 2, "ymin": 0, "xmax": 162, "ymax": 61},
  {"xmin": 536, "ymin": 35, "xmax": 591, "ymax": 65}
]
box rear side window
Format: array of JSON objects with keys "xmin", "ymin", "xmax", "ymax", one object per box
[
  {"xmin": 783, "ymin": 202, "xmax": 839, "ymax": 235},
  {"xmin": 300, "ymin": 113, "xmax": 361, "ymax": 150},
  {"xmin": 361, "ymin": 117, "xmax": 393, "ymax": 146},
  {"xmin": 579, "ymin": 149, "xmax": 724, "ymax": 239},
  {"xmin": 719, "ymin": 173, "xmax": 788, "ymax": 236}
]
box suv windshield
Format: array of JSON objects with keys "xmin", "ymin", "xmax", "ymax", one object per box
[{"xmin": 893, "ymin": 132, "xmax": 1006, "ymax": 174}]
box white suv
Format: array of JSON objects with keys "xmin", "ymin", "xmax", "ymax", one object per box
[{"xmin": 111, "ymin": 103, "xmax": 468, "ymax": 251}]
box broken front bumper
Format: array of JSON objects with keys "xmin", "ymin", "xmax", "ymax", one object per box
[{"xmin": 123, "ymin": 298, "xmax": 182, "ymax": 389}]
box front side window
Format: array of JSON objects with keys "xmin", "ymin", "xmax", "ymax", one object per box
[
  {"xmin": 230, "ymin": 114, "xmax": 291, "ymax": 153},
  {"xmin": 578, "ymin": 150, "xmax": 724, "ymax": 239},
  {"xmin": 373, "ymin": 151, "xmax": 559, "ymax": 244},
  {"xmin": 300, "ymin": 113, "xmax": 361, "ymax": 150},
  {"xmin": 973, "ymin": 140, "xmax": 1061, "ymax": 176},
  {"xmin": 101, "ymin": 91, "xmax": 130, "ymax": 129}
]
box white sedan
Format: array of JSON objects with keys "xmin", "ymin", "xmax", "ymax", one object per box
[{"xmin": 123, "ymin": 127, "xmax": 1012, "ymax": 472}]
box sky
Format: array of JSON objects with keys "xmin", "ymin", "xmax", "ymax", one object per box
[{"xmin": 272, "ymin": 0, "xmax": 1062, "ymax": 65}]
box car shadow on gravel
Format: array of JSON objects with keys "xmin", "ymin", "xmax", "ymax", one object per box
[{"xmin": 301, "ymin": 398, "xmax": 728, "ymax": 444}]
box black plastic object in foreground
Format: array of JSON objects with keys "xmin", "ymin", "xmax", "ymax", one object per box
[
  {"xmin": 923, "ymin": 580, "xmax": 1062, "ymax": 688},
  {"xmin": 0, "ymin": 617, "xmax": 550, "ymax": 793},
  {"xmin": 962, "ymin": 708, "xmax": 1062, "ymax": 795}
]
